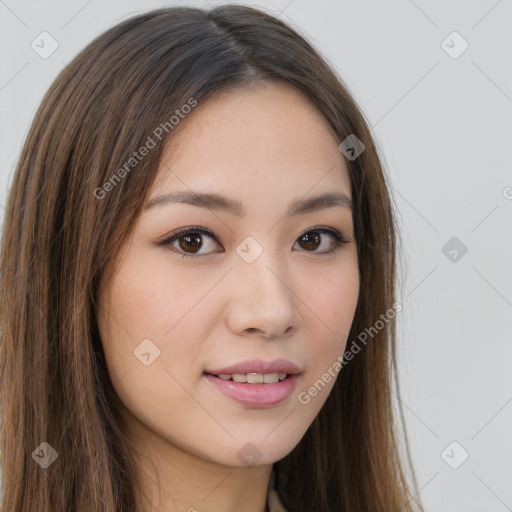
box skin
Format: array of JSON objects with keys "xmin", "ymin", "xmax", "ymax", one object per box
[{"xmin": 97, "ymin": 80, "xmax": 360, "ymax": 512}]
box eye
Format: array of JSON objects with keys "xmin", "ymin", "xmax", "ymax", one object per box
[
  {"xmin": 157, "ymin": 225, "xmax": 220, "ymax": 259},
  {"xmin": 293, "ymin": 226, "xmax": 349, "ymax": 255},
  {"xmin": 157, "ymin": 225, "xmax": 349, "ymax": 259}
]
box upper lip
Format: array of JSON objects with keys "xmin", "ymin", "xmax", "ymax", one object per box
[{"xmin": 205, "ymin": 358, "xmax": 301, "ymax": 376}]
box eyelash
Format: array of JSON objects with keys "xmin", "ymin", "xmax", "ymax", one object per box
[{"xmin": 157, "ymin": 224, "xmax": 349, "ymax": 259}]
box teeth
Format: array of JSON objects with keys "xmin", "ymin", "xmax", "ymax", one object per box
[
  {"xmin": 215, "ymin": 372, "xmax": 289, "ymax": 383},
  {"xmin": 247, "ymin": 373, "xmax": 263, "ymax": 383}
]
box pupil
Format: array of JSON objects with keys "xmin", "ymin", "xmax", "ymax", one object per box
[
  {"xmin": 301, "ymin": 232, "xmax": 319, "ymax": 250},
  {"xmin": 180, "ymin": 234, "xmax": 202, "ymax": 253}
]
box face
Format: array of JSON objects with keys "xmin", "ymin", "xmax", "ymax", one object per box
[{"xmin": 97, "ymin": 81, "xmax": 360, "ymax": 469}]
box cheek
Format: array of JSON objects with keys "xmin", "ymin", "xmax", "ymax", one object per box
[
  {"xmin": 97, "ymin": 249, "xmax": 223, "ymax": 386},
  {"xmin": 291, "ymin": 267, "xmax": 359, "ymax": 413},
  {"xmin": 299, "ymin": 262, "xmax": 359, "ymax": 370},
  {"xmin": 96, "ymin": 256, "xmax": 218, "ymax": 448},
  {"xmin": 304, "ymin": 262, "xmax": 359, "ymax": 331},
  {"xmin": 104, "ymin": 250, "xmax": 218, "ymax": 339}
]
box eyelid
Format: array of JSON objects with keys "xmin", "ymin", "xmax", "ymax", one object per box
[
  {"xmin": 156, "ymin": 225, "xmax": 221, "ymax": 258},
  {"xmin": 298, "ymin": 225, "xmax": 349, "ymax": 244},
  {"xmin": 156, "ymin": 224, "xmax": 216, "ymax": 245}
]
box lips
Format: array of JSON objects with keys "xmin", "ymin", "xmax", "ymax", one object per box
[
  {"xmin": 203, "ymin": 359, "xmax": 302, "ymax": 408},
  {"xmin": 205, "ymin": 358, "xmax": 301, "ymax": 376}
]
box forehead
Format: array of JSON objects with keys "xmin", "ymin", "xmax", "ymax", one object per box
[{"xmin": 151, "ymin": 81, "xmax": 352, "ymax": 204}]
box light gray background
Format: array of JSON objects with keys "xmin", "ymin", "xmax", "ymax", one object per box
[{"xmin": 1, "ymin": 1, "xmax": 511, "ymax": 510}]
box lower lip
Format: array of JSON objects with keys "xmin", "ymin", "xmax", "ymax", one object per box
[{"xmin": 203, "ymin": 373, "xmax": 300, "ymax": 408}]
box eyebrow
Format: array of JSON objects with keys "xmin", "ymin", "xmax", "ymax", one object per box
[{"xmin": 144, "ymin": 190, "xmax": 353, "ymax": 216}]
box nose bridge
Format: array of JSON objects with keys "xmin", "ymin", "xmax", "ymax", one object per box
[
  {"xmin": 239, "ymin": 247, "xmax": 288, "ymax": 300},
  {"xmin": 228, "ymin": 237, "xmax": 300, "ymax": 337},
  {"xmin": 236, "ymin": 237, "xmax": 288, "ymax": 299}
]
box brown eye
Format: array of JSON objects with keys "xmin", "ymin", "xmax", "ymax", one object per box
[
  {"xmin": 178, "ymin": 233, "xmax": 203, "ymax": 253},
  {"xmin": 293, "ymin": 227, "xmax": 348, "ymax": 254},
  {"xmin": 158, "ymin": 226, "xmax": 220, "ymax": 259},
  {"xmin": 298, "ymin": 232, "xmax": 321, "ymax": 251}
]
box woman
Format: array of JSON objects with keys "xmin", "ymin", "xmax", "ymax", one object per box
[{"xmin": 0, "ymin": 5, "xmax": 422, "ymax": 511}]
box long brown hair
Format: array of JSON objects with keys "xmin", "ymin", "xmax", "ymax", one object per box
[{"xmin": 0, "ymin": 5, "xmax": 422, "ymax": 511}]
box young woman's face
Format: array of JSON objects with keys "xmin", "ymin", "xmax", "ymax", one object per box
[{"xmin": 97, "ymin": 81, "xmax": 359, "ymax": 468}]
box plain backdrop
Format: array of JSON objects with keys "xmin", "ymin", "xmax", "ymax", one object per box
[{"xmin": 1, "ymin": 1, "xmax": 511, "ymax": 510}]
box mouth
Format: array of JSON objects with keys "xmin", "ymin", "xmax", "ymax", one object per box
[
  {"xmin": 204, "ymin": 358, "xmax": 301, "ymax": 379},
  {"xmin": 203, "ymin": 364, "xmax": 301, "ymax": 408},
  {"xmin": 204, "ymin": 372, "xmax": 290, "ymax": 384}
]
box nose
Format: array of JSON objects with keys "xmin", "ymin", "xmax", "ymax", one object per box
[{"xmin": 226, "ymin": 250, "xmax": 302, "ymax": 339}]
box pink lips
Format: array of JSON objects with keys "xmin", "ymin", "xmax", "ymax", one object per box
[{"xmin": 204, "ymin": 358, "xmax": 301, "ymax": 408}]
